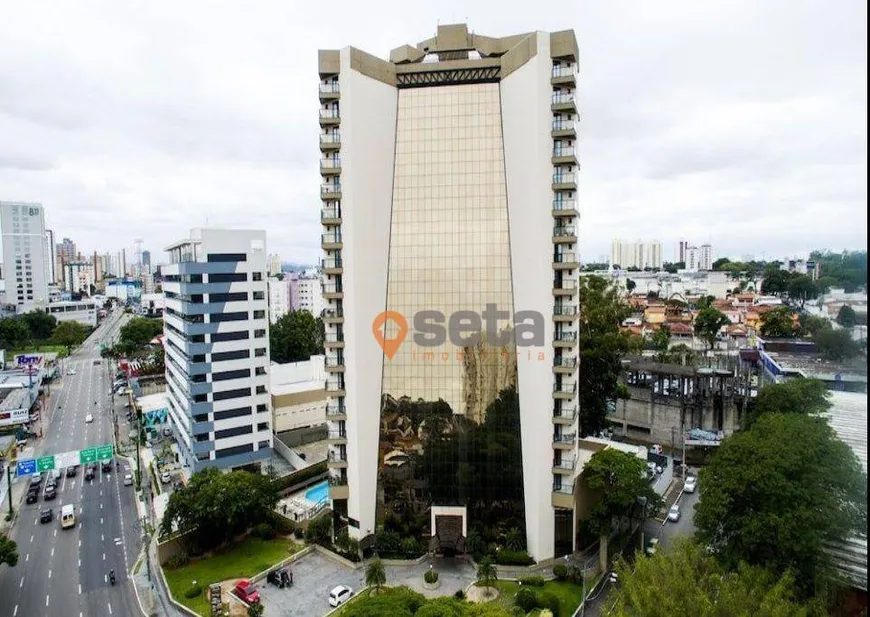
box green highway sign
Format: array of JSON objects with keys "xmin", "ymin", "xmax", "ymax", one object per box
[
  {"xmin": 96, "ymin": 444, "xmax": 114, "ymax": 461},
  {"xmin": 79, "ymin": 448, "xmax": 96, "ymax": 464},
  {"xmin": 37, "ymin": 456, "xmax": 55, "ymax": 472}
]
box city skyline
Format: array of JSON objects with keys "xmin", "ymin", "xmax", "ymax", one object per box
[{"xmin": 0, "ymin": 0, "xmax": 865, "ymax": 265}]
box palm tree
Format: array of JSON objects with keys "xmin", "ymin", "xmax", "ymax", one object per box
[
  {"xmin": 505, "ymin": 527, "xmax": 524, "ymax": 552},
  {"xmin": 476, "ymin": 556, "xmax": 498, "ymax": 597},
  {"xmin": 365, "ymin": 557, "xmax": 386, "ymax": 593}
]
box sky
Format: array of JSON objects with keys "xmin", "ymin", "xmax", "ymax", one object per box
[{"xmin": 0, "ymin": 0, "xmax": 866, "ymax": 266}]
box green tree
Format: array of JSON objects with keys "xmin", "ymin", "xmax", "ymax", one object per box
[
  {"xmin": 160, "ymin": 468, "xmax": 278, "ymax": 550},
  {"xmin": 365, "ymin": 557, "xmax": 387, "ymax": 592},
  {"xmin": 695, "ymin": 413, "xmax": 867, "ymax": 597},
  {"xmin": 813, "ymin": 328, "xmax": 863, "ymax": 361},
  {"xmin": 649, "ymin": 325, "xmax": 670, "ymax": 361},
  {"xmin": 504, "ymin": 527, "xmax": 524, "ymax": 551},
  {"xmin": 836, "ymin": 305, "xmax": 857, "ymax": 327},
  {"xmin": 809, "ymin": 250, "xmax": 867, "ymax": 292},
  {"xmin": 695, "ymin": 295, "xmax": 716, "ymax": 310},
  {"xmin": 712, "ymin": 257, "xmax": 731, "ymax": 271},
  {"xmin": 270, "ymin": 310, "xmax": 321, "ymax": 363},
  {"xmin": 799, "ymin": 314, "xmax": 831, "ymax": 337},
  {"xmin": 625, "ymin": 279, "xmax": 636, "ymax": 293},
  {"xmin": 606, "ymin": 539, "xmax": 816, "ymax": 617},
  {"xmin": 0, "ymin": 318, "xmax": 30, "ymax": 350},
  {"xmin": 51, "ymin": 321, "xmax": 89, "ymax": 352},
  {"xmin": 119, "ymin": 316, "xmax": 163, "ymax": 348},
  {"xmin": 583, "ymin": 449, "xmax": 662, "ymax": 539},
  {"xmin": 693, "ymin": 307, "xmax": 730, "ymax": 350},
  {"xmin": 761, "ymin": 269, "xmax": 791, "ymax": 296},
  {"xmin": 0, "ymin": 535, "xmax": 19, "ymax": 567},
  {"xmin": 247, "ymin": 603, "xmax": 264, "ymax": 617},
  {"xmin": 476, "ymin": 556, "xmax": 498, "ymax": 596},
  {"xmin": 21, "ymin": 310, "xmax": 57, "ymax": 341},
  {"xmin": 578, "ymin": 276, "xmax": 642, "ymax": 436},
  {"xmin": 787, "ymin": 274, "xmax": 819, "ymax": 308},
  {"xmin": 759, "ymin": 306, "xmax": 796, "ymax": 338},
  {"xmin": 745, "ymin": 378, "xmax": 831, "ymax": 429},
  {"xmin": 341, "ymin": 587, "xmax": 425, "ymax": 617}
]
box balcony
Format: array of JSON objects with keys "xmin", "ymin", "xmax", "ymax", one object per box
[
  {"xmin": 329, "ymin": 479, "xmax": 349, "ymax": 500},
  {"xmin": 552, "ymin": 147, "xmax": 577, "ymax": 165},
  {"xmin": 554, "ymin": 356, "xmax": 577, "ymax": 376},
  {"xmin": 552, "ymin": 91, "xmax": 577, "ymax": 112},
  {"xmin": 553, "ymin": 433, "xmax": 576, "ymax": 449},
  {"xmin": 554, "ymin": 304, "xmax": 577, "ymax": 319},
  {"xmin": 553, "ymin": 457, "xmax": 576, "ymax": 474},
  {"xmin": 319, "ymin": 107, "xmax": 340, "ymax": 126},
  {"xmin": 326, "ymin": 402, "xmax": 347, "ymax": 419},
  {"xmin": 320, "ymin": 157, "xmax": 341, "ymax": 176},
  {"xmin": 551, "ymin": 65, "xmax": 577, "ymax": 85},
  {"xmin": 326, "ymin": 379, "xmax": 346, "ymax": 396},
  {"xmin": 324, "ymin": 331, "xmax": 345, "ymax": 347},
  {"xmin": 322, "ymin": 284, "xmax": 343, "ymax": 300},
  {"xmin": 321, "ymin": 207, "xmax": 342, "ymax": 224},
  {"xmin": 552, "ymin": 199, "xmax": 578, "ymax": 217},
  {"xmin": 319, "ymin": 132, "xmax": 341, "ymax": 151},
  {"xmin": 553, "ymin": 278, "xmax": 576, "ymax": 296},
  {"xmin": 553, "ymin": 382, "xmax": 577, "ymax": 399},
  {"xmin": 553, "ymin": 406, "xmax": 578, "ymax": 425},
  {"xmin": 321, "ymin": 183, "xmax": 342, "ymax": 199},
  {"xmin": 327, "ymin": 451, "xmax": 348, "ymax": 468},
  {"xmin": 322, "ymin": 256, "xmax": 343, "ymax": 274},
  {"xmin": 325, "ymin": 356, "xmax": 345, "ymax": 372},
  {"xmin": 319, "ymin": 82, "xmax": 340, "ymax": 100},
  {"xmin": 553, "ymin": 225, "xmax": 577, "ymax": 243},
  {"xmin": 322, "ymin": 233, "xmax": 343, "ymax": 249},
  {"xmin": 323, "ymin": 307, "xmax": 344, "ymax": 323},
  {"xmin": 553, "ymin": 252, "xmax": 578, "ymax": 270},
  {"xmin": 554, "ymin": 331, "xmax": 578, "ymax": 349},
  {"xmin": 552, "ymin": 119, "xmax": 577, "ymax": 137},
  {"xmin": 552, "ymin": 172, "xmax": 577, "ymax": 190},
  {"xmin": 327, "ymin": 430, "xmax": 347, "ymax": 445},
  {"xmin": 552, "ymin": 482, "xmax": 575, "ymax": 508}
]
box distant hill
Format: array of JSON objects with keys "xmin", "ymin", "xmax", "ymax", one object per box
[{"xmin": 281, "ymin": 263, "xmax": 316, "ymax": 272}]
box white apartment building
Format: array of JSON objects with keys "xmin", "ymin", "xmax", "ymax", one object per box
[
  {"xmin": 63, "ymin": 261, "xmax": 92, "ymax": 295},
  {"xmin": 0, "ymin": 201, "xmax": 51, "ymax": 311},
  {"xmin": 319, "ymin": 24, "xmax": 581, "ymax": 561},
  {"xmin": 270, "ymin": 355, "xmax": 327, "ymax": 433},
  {"xmin": 610, "ymin": 239, "xmax": 663, "ymax": 270},
  {"xmin": 267, "ymin": 253, "xmax": 282, "ymax": 277},
  {"xmin": 45, "ymin": 229, "xmax": 57, "ymax": 287},
  {"xmin": 267, "ymin": 276, "xmax": 291, "ymax": 323},
  {"xmin": 295, "ymin": 275, "xmax": 325, "ymax": 316},
  {"xmin": 162, "ymin": 228, "xmax": 273, "ymax": 472}
]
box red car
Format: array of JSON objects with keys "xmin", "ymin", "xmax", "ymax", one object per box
[{"xmin": 233, "ymin": 579, "xmax": 260, "ymax": 604}]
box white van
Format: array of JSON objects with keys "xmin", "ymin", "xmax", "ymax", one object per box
[{"xmin": 61, "ymin": 504, "xmax": 76, "ymax": 529}]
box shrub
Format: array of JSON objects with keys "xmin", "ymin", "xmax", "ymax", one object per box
[
  {"xmin": 184, "ymin": 583, "xmax": 203, "ymax": 599},
  {"xmin": 269, "ymin": 511, "xmax": 297, "ymax": 535},
  {"xmin": 401, "ymin": 536, "xmax": 424, "ymax": 557},
  {"xmin": 164, "ymin": 552, "xmax": 190, "ymax": 570},
  {"xmin": 495, "ymin": 549, "xmax": 535, "ymax": 566},
  {"xmin": 519, "ymin": 575, "xmax": 545, "ymax": 587},
  {"xmin": 552, "ymin": 564, "xmax": 568, "ymax": 581},
  {"xmin": 454, "ymin": 589, "xmax": 466, "ymax": 600},
  {"xmin": 516, "ymin": 587, "xmax": 538, "ymax": 612},
  {"xmin": 251, "ymin": 523, "xmax": 275, "ymax": 540},
  {"xmin": 424, "ymin": 569, "xmax": 439, "ymax": 584},
  {"xmin": 305, "ymin": 514, "xmax": 332, "ymax": 545},
  {"xmin": 536, "ymin": 591, "xmax": 560, "ymax": 617},
  {"xmin": 293, "ymin": 527, "xmax": 304, "ymax": 540}
]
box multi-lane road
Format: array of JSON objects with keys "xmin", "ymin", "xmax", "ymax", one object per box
[{"xmin": 0, "ymin": 310, "xmax": 142, "ymax": 617}]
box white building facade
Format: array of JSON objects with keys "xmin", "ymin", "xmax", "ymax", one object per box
[
  {"xmin": 270, "ymin": 355, "xmax": 327, "ymax": 433},
  {"xmin": 162, "ymin": 228, "xmax": 273, "ymax": 472},
  {"xmin": 267, "ymin": 275, "xmax": 291, "ymax": 323},
  {"xmin": 610, "ymin": 239, "xmax": 663, "ymax": 270},
  {"xmin": 295, "ymin": 275, "xmax": 325, "ymax": 316},
  {"xmin": 0, "ymin": 201, "xmax": 50, "ymax": 311},
  {"xmin": 44, "ymin": 300, "xmax": 98, "ymax": 328},
  {"xmin": 319, "ymin": 25, "xmax": 581, "ymax": 561}
]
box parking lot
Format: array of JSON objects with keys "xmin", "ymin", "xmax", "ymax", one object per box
[{"xmin": 258, "ymin": 551, "xmax": 364, "ymax": 616}]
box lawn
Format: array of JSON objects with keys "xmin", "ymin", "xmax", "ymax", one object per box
[
  {"xmin": 163, "ymin": 536, "xmax": 301, "ymax": 616},
  {"xmin": 478, "ymin": 579, "xmax": 586, "ymax": 616},
  {"xmin": 10, "ymin": 344, "xmax": 70, "ymax": 358}
]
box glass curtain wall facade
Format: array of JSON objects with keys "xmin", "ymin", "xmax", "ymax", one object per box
[{"xmin": 377, "ymin": 83, "xmax": 526, "ymax": 553}]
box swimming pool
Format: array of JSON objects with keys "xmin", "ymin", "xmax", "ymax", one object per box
[{"xmin": 304, "ymin": 481, "xmax": 329, "ymax": 505}]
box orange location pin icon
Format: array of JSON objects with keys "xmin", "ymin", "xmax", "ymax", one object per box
[{"xmin": 372, "ymin": 311, "xmax": 408, "ymax": 360}]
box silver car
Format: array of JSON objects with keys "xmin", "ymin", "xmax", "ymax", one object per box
[{"xmin": 667, "ymin": 504, "xmax": 681, "ymax": 522}]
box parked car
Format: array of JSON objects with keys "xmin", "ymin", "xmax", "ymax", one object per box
[
  {"xmin": 67, "ymin": 369, "xmax": 76, "ymax": 376},
  {"xmin": 267, "ymin": 568, "xmax": 293, "ymax": 588},
  {"xmin": 123, "ymin": 472, "xmax": 134, "ymax": 486},
  {"xmin": 683, "ymin": 476, "xmax": 697, "ymax": 493},
  {"xmin": 160, "ymin": 470, "xmax": 171, "ymax": 484},
  {"xmin": 233, "ymin": 580, "xmax": 260, "ymax": 604},
  {"xmin": 645, "ymin": 538, "xmax": 659, "ymax": 556},
  {"xmin": 668, "ymin": 504, "xmax": 681, "ymax": 522},
  {"xmin": 328, "ymin": 585, "xmax": 353, "ymax": 607},
  {"xmin": 85, "ymin": 414, "xmax": 94, "ymax": 423},
  {"xmin": 39, "ymin": 508, "xmax": 53, "ymax": 523}
]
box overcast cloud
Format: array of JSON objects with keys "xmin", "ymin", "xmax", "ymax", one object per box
[{"xmin": 0, "ymin": 0, "xmax": 865, "ymax": 265}]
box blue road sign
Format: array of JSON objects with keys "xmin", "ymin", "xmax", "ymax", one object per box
[{"xmin": 16, "ymin": 459, "xmax": 36, "ymax": 476}]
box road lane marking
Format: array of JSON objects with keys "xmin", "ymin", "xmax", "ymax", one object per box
[
  {"xmin": 78, "ymin": 540, "xmax": 81, "ymax": 548},
  {"xmin": 78, "ymin": 558, "xmax": 81, "ymax": 567},
  {"xmin": 101, "ymin": 517, "xmax": 104, "ymax": 524},
  {"xmin": 54, "ymin": 529, "xmax": 57, "ymax": 538},
  {"xmin": 13, "ymin": 606, "xmax": 18, "ymax": 617},
  {"xmin": 48, "ymin": 569, "xmax": 52, "ymax": 579},
  {"xmin": 102, "ymin": 534, "xmax": 104, "ymax": 542},
  {"xmin": 46, "ymin": 595, "xmax": 49, "ymax": 607},
  {"xmin": 19, "ymin": 576, "xmax": 24, "ymax": 588},
  {"xmin": 108, "ymin": 603, "xmax": 113, "ymax": 615},
  {"xmin": 103, "ymin": 552, "xmax": 106, "ymax": 561},
  {"xmin": 50, "ymin": 548, "xmax": 54, "ymax": 557},
  {"xmin": 79, "ymin": 583, "xmax": 82, "ymax": 594},
  {"xmin": 30, "ymin": 534, "xmax": 33, "ymax": 543},
  {"xmin": 25, "ymin": 553, "xmax": 29, "ymax": 562}
]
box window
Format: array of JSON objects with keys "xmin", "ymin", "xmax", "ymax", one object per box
[
  {"xmin": 255, "ymin": 367, "xmax": 266, "ymax": 376},
  {"xmin": 254, "ymin": 348, "xmax": 267, "ymax": 357},
  {"xmin": 207, "ymin": 253, "xmax": 247, "ymax": 262},
  {"xmin": 213, "ymin": 369, "xmax": 251, "ymax": 382},
  {"xmin": 252, "ymin": 272, "xmax": 263, "ymax": 282},
  {"xmin": 215, "ymin": 444, "xmax": 253, "ymax": 459},
  {"xmin": 195, "ymin": 433, "xmax": 210, "ymax": 442},
  {"xmin": 255, "ymin": 385, "xmax": 266, "ymax": 395},
  {"xmin": 210, "ymin": 311, "xmax": 248, "ymax": 323},
  {"xmin": 252, "ymin": 291, "xmax": 265, "ymax": 300},
  {"xmin": 209, "ymin": 292, "xmax": 248, "ymax": 302},
  {"xmin": 214, "ymin": 406, "xmax": 253, "ymax": 421},
  {"xmin": 193, "ymin": 413, "xmax": 209, "ymax": 423},
  {"xmin": 212, "ymin": 388, "xmax": 251, "ymax": 401},
  {"xmin": 209, "ymin": 273, "xmax": 246, "ymax": 283},
  {"xmin": 253, "ymin": 310, "xmax": 265, "ymax": 319},
  {"xmin": 193, "ymin": 394, "xmax": 207, "ymax": 403},
  {"xmin": 215, "ymin": 425, "xmax": 253, "ymax": 440},
  {"xmin": 257, "ymin": 422, "xmax": 269, "ymax": 431},
  {"xmin": 192, "ymin": 354, "xmax": 206, "ymax": 363},
  {"xmin": 256, "ymin": 404, "xmax": 268, "ymax": 412},
  {"xmin": 254, "ymin": 329, "xmax": 266, "ymax": 338},
  {"xmin": 211, "ymin": 349, "xmax": 250, "ymax": 362},
  {"xmin": 212, "ymin": 331, "xmax": 249, "ymax": 342}
]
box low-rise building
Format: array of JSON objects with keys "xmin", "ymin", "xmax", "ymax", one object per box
[
  {"xmin": 43, "ymin": 300, "xmax": 98, "ymax": 328},
  {"xmin": 270, "ymin": 355, "xmax": 327, "ymax": 434}
]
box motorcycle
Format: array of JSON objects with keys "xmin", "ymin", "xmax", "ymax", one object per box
[{"xmin": 109, "ymin": 570, "xmax": 116, "ymax": 586}]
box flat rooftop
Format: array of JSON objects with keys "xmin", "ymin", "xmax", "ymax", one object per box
[{"xmin": 765, "ymin": 351, "xmax": 867, "ymax": 380}]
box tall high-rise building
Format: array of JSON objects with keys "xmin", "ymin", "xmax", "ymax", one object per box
[
  {"xmin": 141, "ymin": 250, "xmax": 151, "ymax": 269},
  {"xmin": 677, "ymin": 239, "xmax": 689, "ymax": 263},
  {"xmin": 294, "ymin": 275, "xmax": 325, "ymax": 316},
  {"xmin": 699, "ymin": 244, "xmax": 714, "ymax": 271},
  {"xmin": 610, "ymin": 239, "xmax": 662, "ymax": 269},
  {"xmin": 45, "ymin": 229, "xmax": 57, "ymax": 286},
  {"xmin": 93, "ymin": 252, "xmax": 105, "ymax": 283},
  {"xmin": 162, "ymin": 228, "xmax": 272, "ymax": 471},
  {"xmin": 318, "ymin": 24, "xmax": 580, "ymax": 561},
  {"xmin": 57, "ymin": 237, "xmax": 76, "ymax": 264},
  {"xmin": 267, "ymin": 275, "xmax": 291, "ymax": 323},
  {"xmin": 267, "ymin": 253, "xmax": 282, "ymax": 277},
  {"xmin": 1, "ymin": 201, "xmax": 51, "ymax": 310}
]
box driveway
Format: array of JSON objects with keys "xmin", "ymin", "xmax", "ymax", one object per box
[{"xmin": 260, "ymin": 551, "xmax": 364, "ymax": 616}]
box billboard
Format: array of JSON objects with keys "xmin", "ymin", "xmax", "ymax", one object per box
[{"xmin": 15, "ymin": 354, "xmax": 42, "ymax": 367}]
